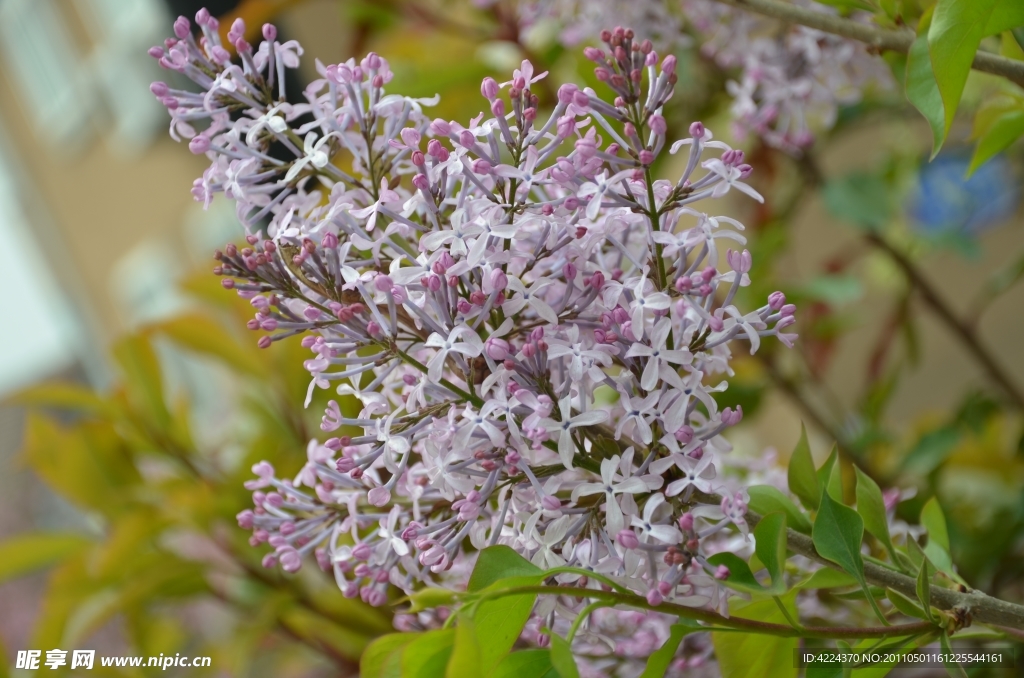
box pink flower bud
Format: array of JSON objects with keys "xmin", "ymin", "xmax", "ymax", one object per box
[
  {"xmin": 480, "ymin": 77, "xmax": 499, "ymax": 100},
  {"xmin": 472, "ymin": 159, "xmax": 492, "ymax": 174},
  {"xmin": 689, "ymin": 121, "xmax": 705, "ymax": 139},
  {"xmin": 617, "ymin": 530, "xmax": 640, "ymax": 549},
  {"xmin": 662, "ymin": 55, "xmax": 677, "ymax": 75},
  {"xmin": 557, "ymin": 115, "xmax": 576, "ymax": 139},
  {"xmin": 541, "ymin": 495, "xmax": 562, "ymax": 511},
  {"xmin": 485, "ymin": 337, "xmax": 510, "ymax": 360},
  {"xmin": 563, "ymin": 262, "xmax": 577, "ymax": 280},
  {"xmin": 678, "ymin": 513, "xmax": 694, "ymax": 532},
  {"xmin": 367, "ymin": 486, "xmax": 391, "ymax": 506},
  {"xmin": 675, "ymin": 425, "xmax": 694, "ymax": 443},
  {"xmin": 583, "ymin": 47, "xmax": 604, "ymax": 62},
  {"xmin": 491, "ymin": 98, "xmax": 505, "ymax": 117},
  {"xmin": 367, "ymin": 321, "xmax": 381, "ymax": 336},
  {"xmin": 649, "ymin": 114, "xmax": 667, "ymax": 135},
  {"xmin": 715, "ymin": 565, "xmax": 730, "ymax": 580},
  {"xmin": 646, "ymin": 589, "xmax": 664, "ymax": 606},
  {"xmin": 489, "ymin": 269, "xmax": 508, "ymax": 291},
  {"xmin": 430, "ymin": 118, "xmax": 451, "ymax": 136},
  {"xmin": 374, "ymin": 274, "xmax": 394, "ymax": 292},
  {"xmin": 639, "ymin": 150, "xmax": 655, "ymax": 165},
  {"xmin": 557, "ymin": 83, "xmax": 578, "ymax": 104},
  {"xmin": 189, "ymin": 135, "xmax": 211, "ymax": 154},
  {"xmin": 262, "ymin": 23, "xmax": 277, "ymax": 42},
  {"xmin": 173, "ymin": 16, "xmax": 191, "ymax": 39}
]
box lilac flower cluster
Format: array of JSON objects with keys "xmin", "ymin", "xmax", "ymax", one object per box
[
  {"xmin": 530, "ymin": 0, "xmax": 890, "ymax": 153},
  {"xmin": 683, "ymin": 0, "xmax": 891, "ymax": 153},
  {"xmin": 151, "ymin": 10, "xmax": 796, "ymax": 651}
]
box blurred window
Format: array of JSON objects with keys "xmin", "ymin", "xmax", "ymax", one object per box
[{"xmin": 0, "ymin": 141, "xmax": 79, "ymax": 395}]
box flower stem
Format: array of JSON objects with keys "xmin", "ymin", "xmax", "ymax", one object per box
[{"xmin": 472, "ymin": 585, "xmax": 935, "ymax": 639}]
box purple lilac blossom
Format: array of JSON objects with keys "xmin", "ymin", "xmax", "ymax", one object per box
[
  {"xmin": 532, "ymin": 0, "xmax": 892, "ymax": 153},
  {"xmin": 152, "ymin": 13, "xmax": 800, "ymax": 671}
]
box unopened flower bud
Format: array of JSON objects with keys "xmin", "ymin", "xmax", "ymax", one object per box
[
  {"xmin": 485, "ymin": 337, "xmax": 510, "ymax": 360},
  {"xmin": 617, "ymin": 530, "xmax": 640, "ymax": 549},
  {"xmin": 480, "ymin": 77, "xmax": 499, "ymax": 100}
]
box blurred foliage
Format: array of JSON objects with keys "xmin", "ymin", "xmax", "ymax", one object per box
[
  {"xmin": 4, "ymin": 274, "xmax": 392, "ymax": 676},
  {"xmin": 4, "ymin": 0, "xmax": 1024, "ymax": 672}
]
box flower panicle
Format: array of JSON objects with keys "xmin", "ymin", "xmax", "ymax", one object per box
[{"xmin": 157, "ymin": 8, "xmax": 799, "ymax": 664}]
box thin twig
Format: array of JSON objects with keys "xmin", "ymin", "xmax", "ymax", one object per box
[
  {"xmin": 690, "ymin": 493, "xmax": 1024, "ymax": 629},
  {"xmin": 865, "ymin": 232, "xmax": 1024, "ymax": 410},
  {"xmin": 475, "ymin": 585, "xmax": 936, "ymax": 639},
  {"xmin": 709, "ymin": 0, "xmax": 1024, "ymax": 88}
]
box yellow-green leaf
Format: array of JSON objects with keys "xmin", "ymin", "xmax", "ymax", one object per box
[
  {"xmin": 491, "ymin": 650, "xmax": 558, "ymax": 678},
  {"xmin": 969, "ymin": 105, "xmax": 1024, "ymax": 174},
  {"xmin": 754, "ymin": 512, "xmax": 788, "ymax": 594},
  {"xmin": 361, "ymin": 633, "xmax": 418, "ymax": 678},
  {"xmin": 549, "ymin": 634, "xmax": 579, "ymax": 678},
  {"xmin": 747, "ymin": 485, "xmax": 812, "ymax": 534},
  {"xmin": 854, "ymin": 467, "xmax": 898, "ymax": 564},
  {"xmin": 0, "ymin": 533, "xmax": 92, "ymax": 584},
  {"xmin": 147, "ymin": 313, "xmax": 266, "ymax": 377},
  {"xmin": 712, "ymin": 594, "xmax": 799, "ymax": 678},
  {"xmin": 787, "ymin": 425, "xmax": 820, "ymax": 511},
  {"xmin": 928, "ymin": 0, "xmax": 1000, "ymax": 136}
]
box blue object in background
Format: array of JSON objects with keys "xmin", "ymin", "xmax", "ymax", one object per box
[{"xmin": 907, "ymin": 152, "xmax": 1019, "ymax": 235}]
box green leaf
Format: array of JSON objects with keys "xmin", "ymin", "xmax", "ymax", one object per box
[
  {"xmin": 985, "ymin": 2, "xmax": 1024, "ymax": 36},
  {"xmin": 361, "ymin": 634, "xmax": 418, "ymax": 678},
  {"xmin": 401, "ymin": 629, "xmax": 455, "ymax": 678},
  {"xmin": 491, "ymin": 650, "xmax": 559, "ymax": 678},
  {"xmin": 464, "ymin": 575, "xmax": 542, "ymax": 673},
  {"xmin": 886, "ymin": 588, "xmax": 930, "ymax": 620},
  {"xmin": 707, "ymin": 552, "xmax": 764, "ymax": 594},
  {"xmin": 549, "ymin": 634, "xmax": 579, "ymax": 678},
  {"xmin": 747, "ymin": 486, "xmax": 813, "ymax": 534},
  {"xmin": 817, "ymin": 446, "xmax": 842, "ymax": 503},
  {"xmin": 147, "ymin": 313, "xmax": 267, "ymax": 377},
  {"xmin": 788, "ymin": 425, "xmax": 820, "ymax": 511},
  {"xmin": 920, "ymin": 498, "xmax": 959, "ymax": 580},
  {"xmin": 0, "ymin": 533, "xmax": 92, "ymax": 584},
  {"xmin": 906, "ymin": 27, "xmax": 946, "ymax": 157},
  {"xmin": 803, "ymin": 275, "xmax": 864, "ymax": 306},
  {"xmin": 902, "ymin": 426, "xmax": 961, "ymax": 475},
  {"xmin": 854, "ymin": 467, "xmax": 897, "ymax": 564},
  {"xmin": 917, "ymin": 560, "xmax": 937, "ymax": 623},
  {"xmin": 640, "ymin": 622, "xmax": 701, "ymax": 678},
  {"xmin": 712, "ymin": 594, "xmax": 798, "ymax": 678},
  {"xmin": 468, "ymin": 545, "xmax": 542, "ymax": 592},
  {"xmin": 112, "ymin": 334, "xmax": 170, "ymax": 430},
  {"xmin": 928, "ymin": 0, "xmax": 1001, "ymax": 136},
  {"xmin": 806, "ymin": 663, "xmax": 844, "ymax": 678},
  {"xmin": 797, "ymin": 568, "xmax": 858, "ymax": 590},
  {"xmin": 446, "ymin": 617, "xmax": 480, "ymax": 678},
  {"xmin": 822, "ymin": 173, "xmax": 893, "ymax": 230},
  {"xmin": 812, "ymin": 0, "xmax": 878, "ymax": 12},
  {"xmin": 940, "ymin": 631, "xmax": 968, "ymax": 678},
  {"xmin": 813, "ymin": 487, "xmax": 887, "ymax": 622},
  {"xmin": 9, "ymin": 382, "xmax": 113, "ymax": 418},
  {"xmin": 754, "ymin": 512, "xmax": 788, "ymax": 594},
  {"xmin": 969, "ymin": 105, "xmax": 1024, "ymax": 174},
  {"xmin": 1001, "ymin": 30, "xmax": 1024, "ymax": 59}
]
